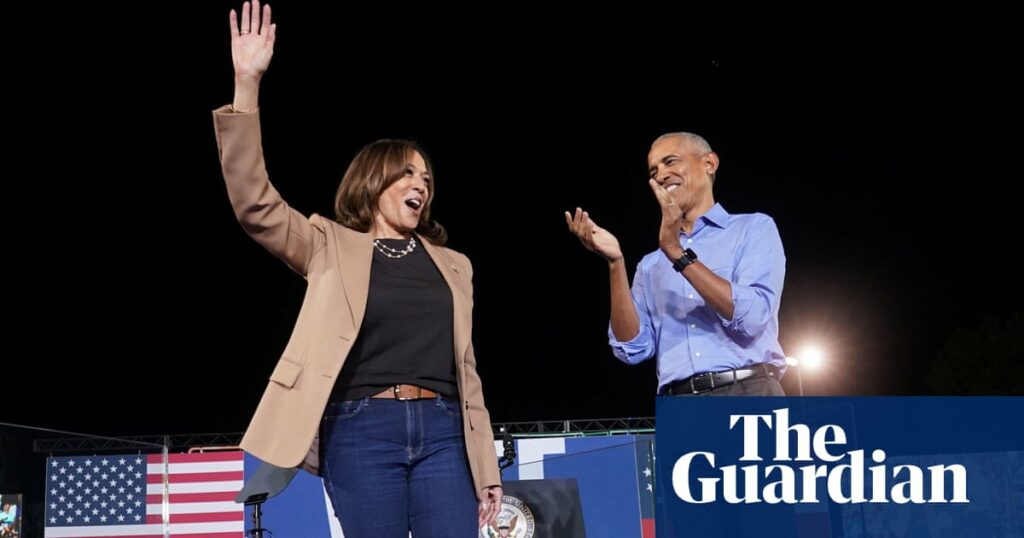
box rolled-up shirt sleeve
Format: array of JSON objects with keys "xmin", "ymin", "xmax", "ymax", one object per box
[
  {"xmin": 719, "ymin": 215, "xmax": 786, "ymax": 342},
  {"xmin": 609, "ymin": 261, "xmax": 657, "ymax": 364}
]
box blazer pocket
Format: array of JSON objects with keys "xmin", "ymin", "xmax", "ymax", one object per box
[{"xmin": 269, "ymin": 358, "xmax": 303, "ymax": 388}]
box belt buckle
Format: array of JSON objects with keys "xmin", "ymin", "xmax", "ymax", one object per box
[
  {"xmin": 690, "ymin": 373, "xmax": 715, "ymax": 393},
  {"xmin": 392, "ymin": 385, "xmax": 420, "ymax": 401}
]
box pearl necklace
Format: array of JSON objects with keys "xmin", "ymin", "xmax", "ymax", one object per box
[{"xmin": 373, "ymin": 236, "xmax": 417, "ymax": 258}]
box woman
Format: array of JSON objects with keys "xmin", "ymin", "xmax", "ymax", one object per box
[{"xmin": 212, "ymin": 2, "xmax": 502, "ymax": 535}]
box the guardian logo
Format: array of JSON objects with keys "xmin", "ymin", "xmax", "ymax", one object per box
[{"xmin": 672, "ymin": 408, "xmax": 969, "ymax": 504}]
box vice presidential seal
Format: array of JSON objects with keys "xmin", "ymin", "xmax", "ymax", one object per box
[{"xmin": 480, "ymin": 494, "xmax": 535, "ymax": 538}]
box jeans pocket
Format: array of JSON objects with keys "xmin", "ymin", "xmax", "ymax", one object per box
[
  {"xmin": 436, "ymin": 397, "xmax": 462, "ymax": 418},
  {"xmin": 323, "ymin": 398, "xmax": 368, "ymax": 421}
]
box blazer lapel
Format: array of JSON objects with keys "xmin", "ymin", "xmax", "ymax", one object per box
[
  {"xmin": 334, "ymin": 226, "xmax": 373, "ymax": 332},
  {"xmin": 420, "ymin": 238, "xmax": 472, "ymax": 360}
]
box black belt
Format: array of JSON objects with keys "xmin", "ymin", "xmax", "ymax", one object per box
[{"xmin": 661, "ymin": 364, "xmax": 776, "ymax": 395}]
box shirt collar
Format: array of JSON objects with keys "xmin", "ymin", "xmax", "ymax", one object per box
[{"xmin": 698, "ymin": 203, "xmax": 730, "ymax": 229}]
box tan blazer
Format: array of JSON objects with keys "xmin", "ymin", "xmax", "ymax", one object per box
[{"xmin": 212, "ymin": 105, "xmax": 501, "ymax": 497}]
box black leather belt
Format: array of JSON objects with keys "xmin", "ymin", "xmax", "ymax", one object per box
[{"xmin": 661, "ymin": 364, "xmax": 776, "ymax": 395}]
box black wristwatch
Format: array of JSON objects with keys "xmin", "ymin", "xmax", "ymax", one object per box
[{"xmin": 671, "ymin": 248, "xmax": 698, "ymax": 272}]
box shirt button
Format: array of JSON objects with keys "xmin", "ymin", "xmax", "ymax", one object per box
[
  {"xmin": 690, "ymin": 324, "xmax": 696, "ymax": 328},
  {"xmin": 695, "ymin": 352, "xmax": 702, "ymax": 357},
  {"xmin": 688, "ymin": 294, "xmax": 694, "ymax": 299},
  {"xmin": 687, "ymin": 239, "xmax": 693, "ymax": 244}
]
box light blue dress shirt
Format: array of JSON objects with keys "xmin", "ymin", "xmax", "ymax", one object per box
[{"xmin": 609, "ymin": 204, "xmax": 786, "ymax": 392}]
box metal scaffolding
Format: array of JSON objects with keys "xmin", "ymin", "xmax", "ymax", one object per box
[
  {"xmin": 32, "ymin": 417, "xmax": 656, "ymax": 454},
  {"xmin": 493, "ymin": 418, "xmax": 655, "ymax": 437},
  {"xmin": 33, "ymin": 433, "xmax": 242, "ymax": 454}
]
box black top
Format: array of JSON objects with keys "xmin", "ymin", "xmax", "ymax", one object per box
[{"xmin": 330, "ymin": 237, "xmax": 457, "ymax": 401}]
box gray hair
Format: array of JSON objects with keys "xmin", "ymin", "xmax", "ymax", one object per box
[
  {"xmin": 653, "ymin": 132, "xmax": 713, "ymax": 155},
  {"xmin": 653, "ymin": 132, "xmax": 717, "ymax": 184}
]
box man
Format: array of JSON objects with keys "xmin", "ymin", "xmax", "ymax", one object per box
[{"xmin": 566, "ymin": 132, "xmax": 787, "ymax": 396}]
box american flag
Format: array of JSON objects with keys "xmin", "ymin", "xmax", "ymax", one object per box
[
  {"xmin": 634, "ymin": 436, "xmax": 655, "ymax": 538},
  {"xmin": 44, "ymin": 452, "xmax": 244, "ymax": 538}
]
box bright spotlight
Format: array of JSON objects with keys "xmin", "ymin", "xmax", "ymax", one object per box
[{"xmin": 801, "ymin": 345, "xmax": 825, "ymax": 370}]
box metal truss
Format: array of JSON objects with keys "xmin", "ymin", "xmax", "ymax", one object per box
[
  {"xmin": 33, "ymin": 433, "xmax": 243, "ymax": 454},
  {"xmin": 31, "ymin": 417, "xmax": 657, "ymax": 454},
  {"xmin": 492, "ymin": 417, "xmax": 655, "ymax": 437}
]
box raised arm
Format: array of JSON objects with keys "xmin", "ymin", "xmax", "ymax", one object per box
[
  {"xmin": 565, "ymin": 208, "xmax": 640, "ymax": 341},
  {"xmin": 213, "ymin": 1, "xmax": 325, "ymax": 275}
]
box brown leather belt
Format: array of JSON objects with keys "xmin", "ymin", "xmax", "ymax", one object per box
[{"xmin": 371, "ymin": 384, "xmax": 438, "ymax": 401}]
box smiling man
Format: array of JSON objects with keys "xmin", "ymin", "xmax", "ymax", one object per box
[{"xmin": 566, "ymin": 132, "xmax": 788, "ymax": 397}]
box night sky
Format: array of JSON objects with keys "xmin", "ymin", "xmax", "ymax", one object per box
[{"xmin": 4, "ymin": 2, "xmax": 1020, "ymax": 504}]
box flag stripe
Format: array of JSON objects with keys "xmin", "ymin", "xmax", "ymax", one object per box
[
  {"xmin": 146, "ymin": 461, "xmax": 244, "ymax": 474},
  {"xmin": 146, "ymin": 512, "xmax": 242, "ymax": 524},
  {"xmin": 45, "ymin": 521, "xmax": 244, "ymax": 537},
  {"xmin": 45, "ymin": 529, "xmax": 162, "ymax": 538},
  {"xmin": 169, "ymin": 521, "xmax": 244, "ymax": 534},
  {"xmin": 46, "ymin": 534, "xmax": 243, "ymax": 538},
  {"xmin": 146, "ymin": 453, "xmax": 243, "ymax": 464},
  {"xmin": 171, "ymin": 512, "xmax": 244, "ymax": 524},
  {"xmin": 47, "ymin": 532, "xmax": 244, "ymax": 536},
  {"xmin": 145, "ymin": 502, "xmax": 239, "ymax": 515},
  {"xmin": 144, "ymin": 492, "xmax": 237, "ymax": 504},
  {"xmin": 641, "ymin": 518, "xmax": 655, "ymax": 538},
  {"xmin": 146, "ymin": 471, "xmax": 243, "ymax": 484},
  {"xmin": 145, "ymin": 481, "xmax": 244, "ymax": 495}
]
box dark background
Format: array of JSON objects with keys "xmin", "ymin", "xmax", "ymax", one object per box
[{"xmin": 3, "ymin": 2, "xmax": 1021, "ymax": 518}]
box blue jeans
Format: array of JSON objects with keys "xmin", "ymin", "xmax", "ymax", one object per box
[{"xmin": 319, "ymin": 395, "xmax": 479, "ymax": 537}]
